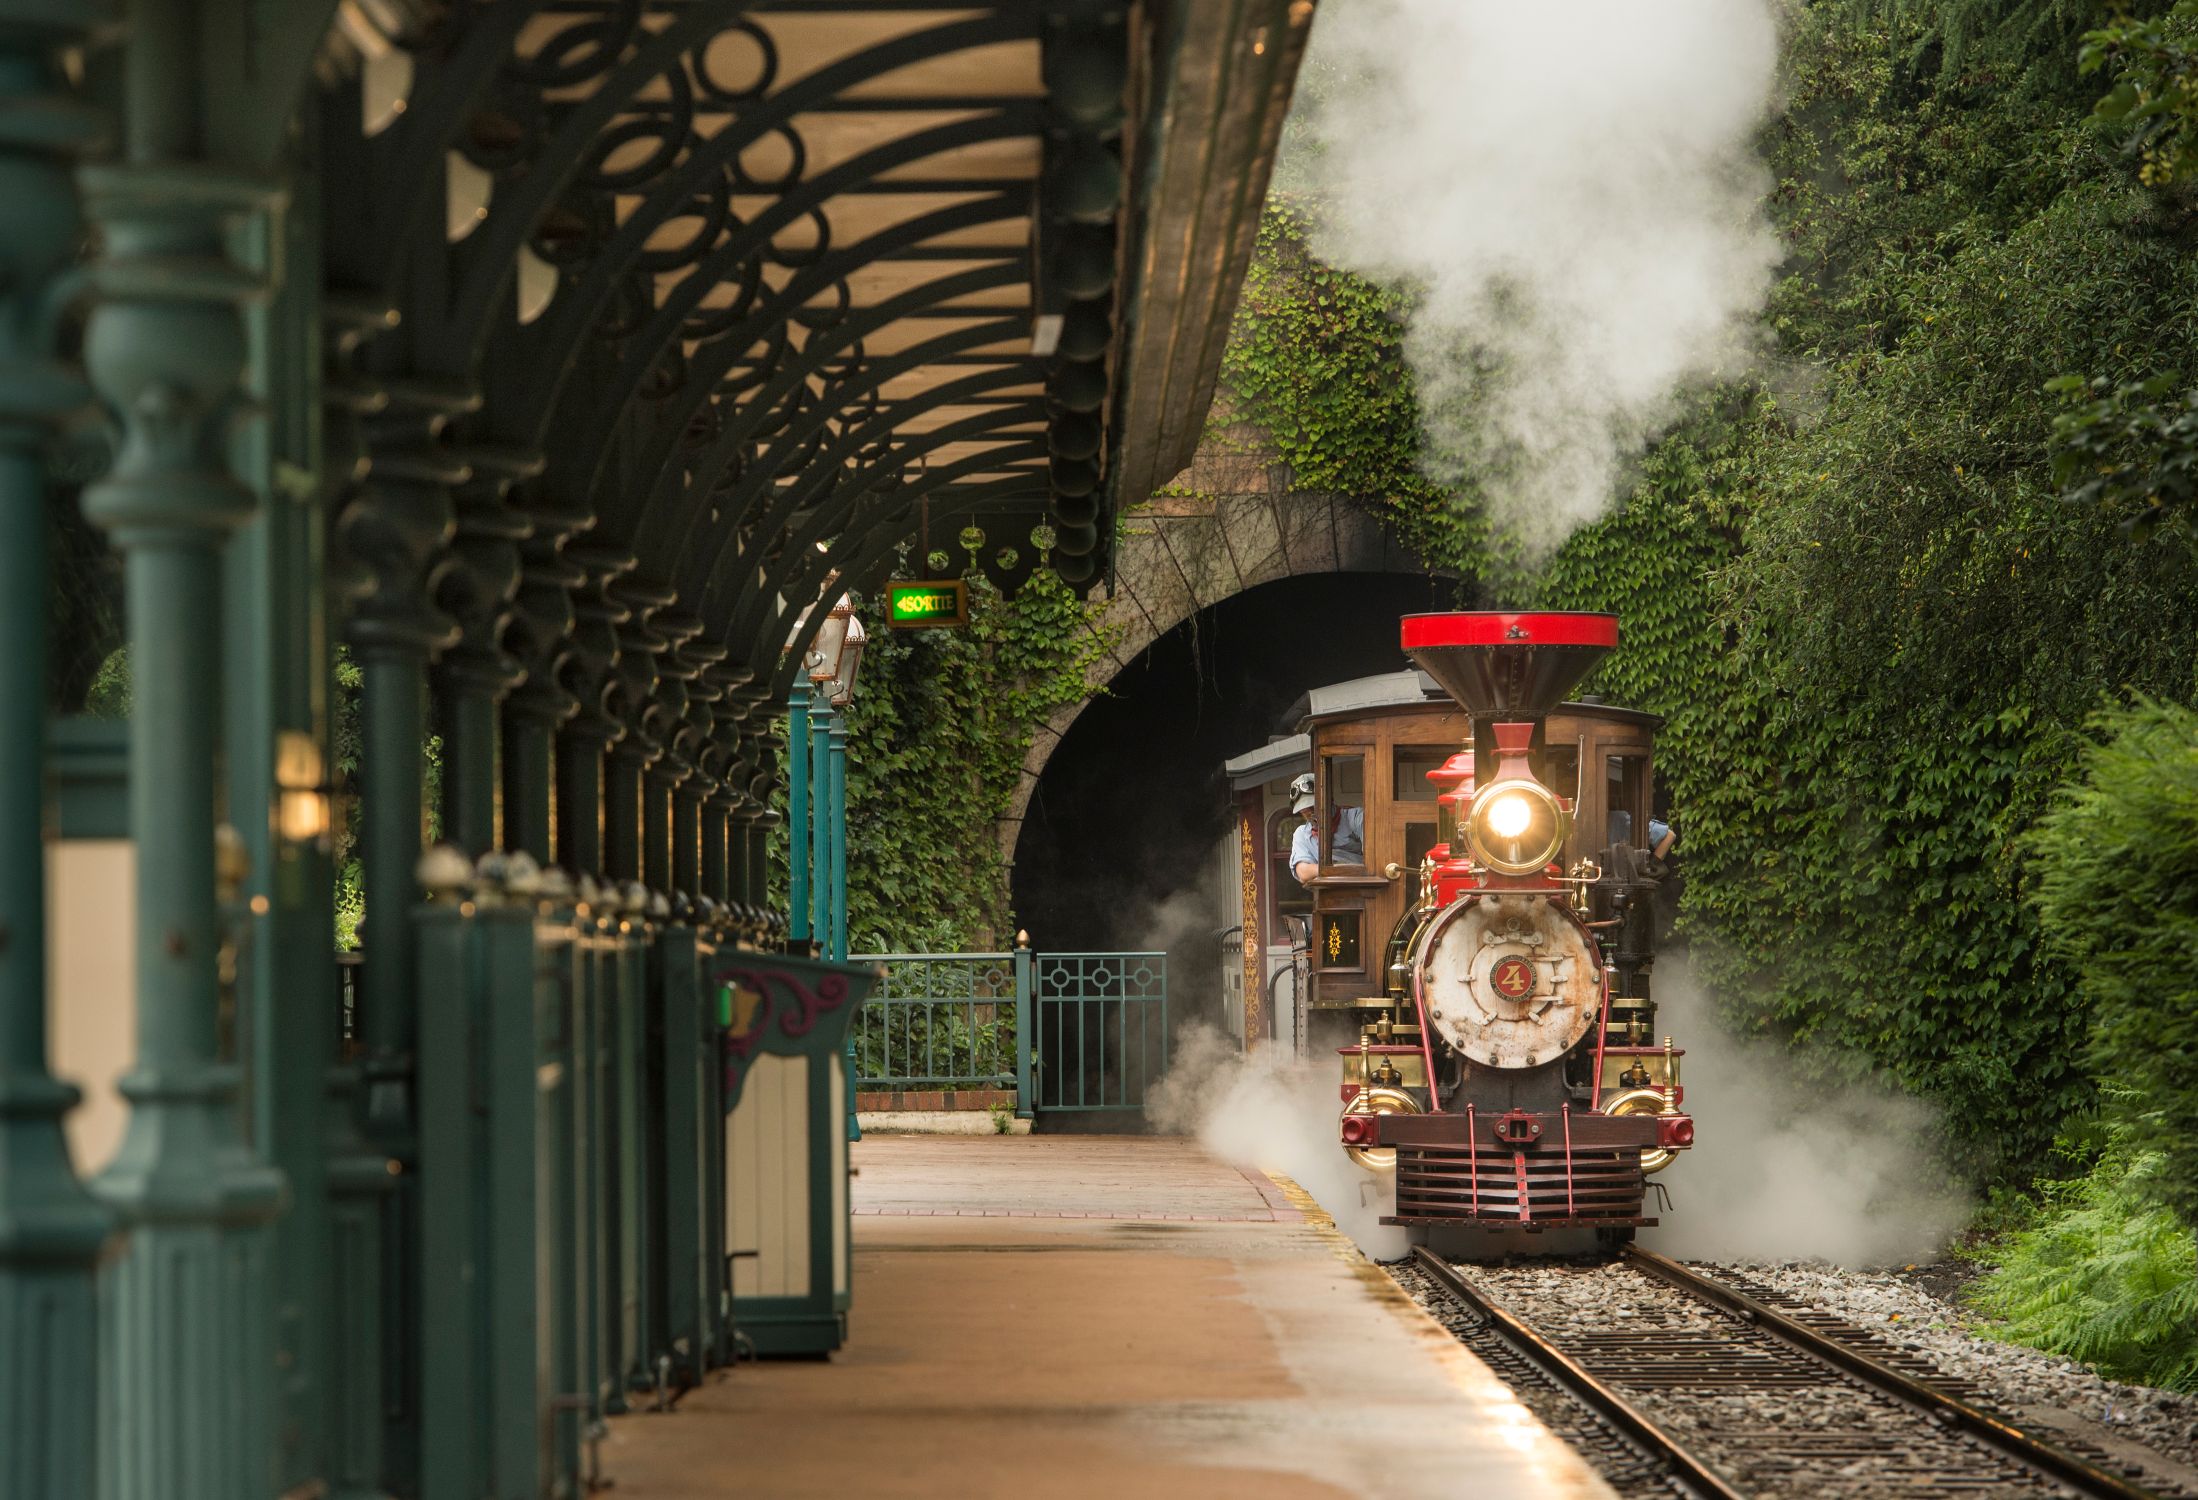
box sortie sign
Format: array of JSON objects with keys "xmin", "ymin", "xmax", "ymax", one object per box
[{"xmin": 884, "ymin": 579, "xmax": 968, "ymax": 629}]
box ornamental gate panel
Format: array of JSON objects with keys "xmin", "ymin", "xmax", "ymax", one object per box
[
  {"xmin": 852, "ymin": 952, "xmax": 1023, "ymax": 1096},
  {"xmin": 850, "ymin": 949, "xmax": 1169, "ymax": 1119},
  {"xmin": 1030, "ymin": 953, "xmax": 1169, "ymax": 1116}
]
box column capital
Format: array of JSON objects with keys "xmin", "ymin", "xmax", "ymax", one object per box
[{"xmin": 338, "ymin": 381, "xmax": 474, "ymax": 658}]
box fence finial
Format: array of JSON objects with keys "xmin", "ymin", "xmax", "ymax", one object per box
[{"xmin": 1015, "ymin": 928, "xmax": 1030, "ymax": 950}]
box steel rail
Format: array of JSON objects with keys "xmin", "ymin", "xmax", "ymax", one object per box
[
  {"xmin": 1620, "ymin": 1246, "xmax": 2160, "ymax": 1500},
  {"xmin": 1407, "ymin": 1246, "xmax": 1747, "ymax": 1500}
]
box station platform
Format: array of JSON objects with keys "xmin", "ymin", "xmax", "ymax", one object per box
[{"xmin": 601, "ymin": 1135, "xmax": 1611, "ymax": 1499}]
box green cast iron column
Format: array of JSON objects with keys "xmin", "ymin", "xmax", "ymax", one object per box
[
  {"xmin": 0, "ymin": 20, "xmax": 109, "ymax": 1494},
  {"xmin": 699, "ymin": 783, "xmax": 730, "ymax": 904},
  {"xmin": 343, "ymin": 388, "xmax": 466, "ymax": 1496},
  {"xmin": 502, "ymin": 497, "xmax": 581, "ymax": 864},
  {"xmin": 807, "ymin": 687, "xmax": 830, "ymax": 948},
  {"xmin": 230, "ymin": 174, "xmax": 346, "ymax": 1497},
  {"xmin": 604, "ymin": 581, "xmax": 668, "ymax": 885},
  {"xmin": 827, "ymin": 714, "xmax": 848, "ymax": 962},
  {"xmin": 827, "ymin": 711, "xmax": 855, "ymax": 1140},
  {"xmin": 557, "ymin": 707, "xmax": 616, "ymax": 880},
  {"xmin": 786, "ymin": 691, "xmax": 810, "ymax": 944},
  {"xmin": 642, "ymin": 761, "xmax": 675, "ymax": 895},
  {"xmin": 559, "ymin": 540, "xmax": 634, "ymax": 879},
  {"xmin": 78, "ymin": 157, "xmax": 288, "ymax": 1497}
]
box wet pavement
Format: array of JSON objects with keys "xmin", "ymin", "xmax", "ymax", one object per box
[{"xmin": 602, "ymin": 1134, "xmax": 1614, "ymax": 1499}]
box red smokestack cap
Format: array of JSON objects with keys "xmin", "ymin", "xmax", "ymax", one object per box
[{"xmin": 1402, "ymin": 612, "xmax": 1618, "ymax": 718}]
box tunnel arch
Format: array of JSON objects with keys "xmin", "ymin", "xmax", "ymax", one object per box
[{"xmin": 999, "ymin": 465, "xmax": 1458, "ymax": 866}]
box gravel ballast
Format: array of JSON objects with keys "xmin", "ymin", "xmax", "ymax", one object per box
[{"xmin": 1712, "ymin": 1258, "xmax": 2198, "ymax": 1479}]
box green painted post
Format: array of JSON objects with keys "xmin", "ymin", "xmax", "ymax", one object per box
[
  {"xmin": 322, "ymin": 1045, "xmax": 394, "ymax": 1498},
  {"xmin": 482, "ymin": 900, "xmax": 544, "ymax": 1498},
  {"xmin": 808, "ymin": 690, "xmax": 830, "ymax": 947},
  {"xmin": 535, "ymin": 905, "xmax": 583, "ymax": 1491},
  {"xmin": 1014, "ymin": 934, "xmax": 1034, "ymax": 1120},
  {"xmin": 699, "ymin": 962, "xmax": 731, "ymax": 1369},
  {"xmin": 578, "ymin": 908, "xmax": 626, "ymax": 1433},
  {"xmin": 654, "ymin": 928, "xmax": 704, "ymax": 1380},
  {"xmin": 78, "ymin": 156, "xmax": 288, "ymax": 1494},
  {"xmin": 613, "ymin": 926, "xmax": 649, "ymax": 1405},
  {"xmin": 414, "ymin": 896, "xmax": 488, "ymax": 1498},
  {"xmin": 827, "ymin": 715, "xmax": 848, "ymax": 961},
  {"xmin": 787, "ymin": 691, "xmax": 810, "ymax": 943},
  {"xmin": 0, "ymin": 19, "xmax": 110, "ymax": 1492},
  {"xmin": 828, "ymin": 713, "xmax": 857, "ymax": 1141}
]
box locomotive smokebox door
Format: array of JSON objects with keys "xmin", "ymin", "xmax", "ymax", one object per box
[{"xmin": 1421, "ymin": 893, "xmax": 1599, "ymax": 1070}]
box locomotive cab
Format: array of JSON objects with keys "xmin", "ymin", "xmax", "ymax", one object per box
[{"xmin": 1328, "ymin": 612, "xmax": 1695, "ymax": 1248}]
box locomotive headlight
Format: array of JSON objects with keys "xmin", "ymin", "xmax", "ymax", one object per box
[
  {"xmin": 1487, "ymin": 791, "xmax": 1534, "ymax": 839},
  {"xmin": 1465, "ymin": 777, "xmax": 1568, "ymax": 876}
]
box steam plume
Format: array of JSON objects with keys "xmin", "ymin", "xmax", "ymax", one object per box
[
  {"xmin": 1641, "ymin": 959, "xmax": 1972, "ymax": 1266},
  {"xmin": 1152, "ymin": 1024, "xmax": 1411, "ymax": 1260},
  {"xmin": 1285, "ymin": 0, "xmax": 1784, "ymax": 554}
]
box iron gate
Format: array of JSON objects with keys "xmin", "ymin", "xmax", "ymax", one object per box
[{"xmin": 1030, "ymin": 952, "xmax": 1169, "ymax": 1115}]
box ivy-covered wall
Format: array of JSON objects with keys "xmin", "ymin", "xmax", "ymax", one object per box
[{"xmin": 781, "ymin": 565, "xmax": 1110, "ymax": 953}]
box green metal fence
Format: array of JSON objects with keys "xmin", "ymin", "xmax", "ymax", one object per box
[
  {"xmin": 1033, "ymin": 953, "xmax": 1169, "ymax": 1113},
  {"xmin": 851, "ymin": 951, "xmax": 1027, "ymax": 1099},
  {"xmin": 850, "ymin": 948, "xmax": 1170, "ymax": 1117}
]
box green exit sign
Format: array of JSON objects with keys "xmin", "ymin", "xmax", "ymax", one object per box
[{"xmin": 885, "ymin": 579, "xmax": 968, "ymax": 629}]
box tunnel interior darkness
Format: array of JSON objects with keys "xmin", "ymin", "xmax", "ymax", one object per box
[{"xmin": 1011, "ymin": 570, "xmax": 1458, "ymax": 1034}]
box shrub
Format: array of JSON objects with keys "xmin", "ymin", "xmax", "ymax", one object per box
[
  {"xmin": 1968, "ymin": 1111, "xmax": 2198, "ymax": 1391},
  {"xmin": 2026, "ymin": 697, "xmax": 2198, "ymax": 1234}
]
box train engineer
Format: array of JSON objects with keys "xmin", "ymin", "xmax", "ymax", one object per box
[{"xmin": 1288, "ymin": 771, "xmax": 1364, "ymax": 883}]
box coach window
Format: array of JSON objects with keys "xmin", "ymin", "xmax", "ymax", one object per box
[{"xmin": 1321, "ymin": 753, "xmax": 1366, "ymax": 869}]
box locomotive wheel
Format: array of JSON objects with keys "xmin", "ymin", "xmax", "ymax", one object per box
[{"xmin": 1596, "ymin": 1226, "xmax": 1637, "ymax": 1248}]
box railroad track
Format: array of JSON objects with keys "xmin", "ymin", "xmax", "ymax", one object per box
[{"xmin": 1401, "ymin": 1244, "xmax": 2180, "ymax": 1500}]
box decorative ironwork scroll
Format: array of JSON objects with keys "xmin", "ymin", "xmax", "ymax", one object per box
[{"xmin": 714, "ymin": 949, "xmax": 880, "ymax": 1111}]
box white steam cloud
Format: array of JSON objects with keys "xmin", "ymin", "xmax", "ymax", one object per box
[
  {"xmin": 1641, "ymin": 958, "xmax": 1972, "ymax": 1267},
  {"xmin": 1285, "ymin": 0, "xmax": 1784, "ymax": 554},
  {"xmin": 1151, "ymin": 1024, "xmax": 1411, "ymax": 1261},
  {"xmin": 1155, "ymin": 958, "xmax": 1969, "ymax": 1270}
]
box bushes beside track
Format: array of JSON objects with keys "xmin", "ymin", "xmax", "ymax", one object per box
[{"xmin": 2027, "ymin": 700, "xmax": 2198, "ymax": 1238}]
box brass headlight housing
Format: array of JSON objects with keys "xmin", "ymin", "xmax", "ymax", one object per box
[{"xmin": 1464, "ymin": 777, "xmax": 1568, "ymax": 875}]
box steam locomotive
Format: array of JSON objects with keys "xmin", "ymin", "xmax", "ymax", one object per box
[{"xmin": 1218, "ymin": 611, "xmax": 1693, "ymax": 1247}]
